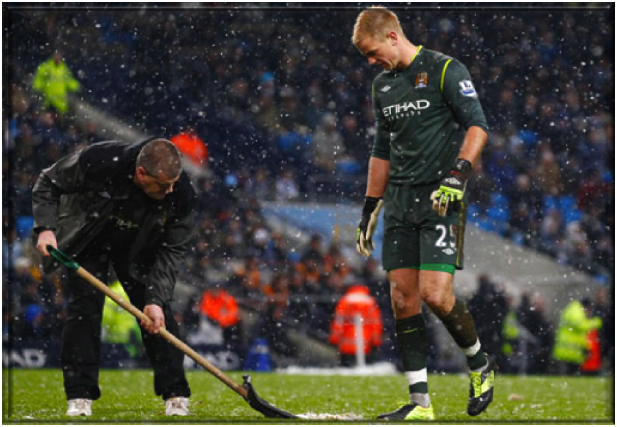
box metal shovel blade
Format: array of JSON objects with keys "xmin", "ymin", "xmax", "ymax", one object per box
[{"xmin": 242, "ymin": 375, "xmax": 297, "ymax": 419}]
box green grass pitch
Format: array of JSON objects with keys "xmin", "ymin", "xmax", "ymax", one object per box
[{"xmin": 2, "ymin": 369, "xmax": 613, "ymax": 423}]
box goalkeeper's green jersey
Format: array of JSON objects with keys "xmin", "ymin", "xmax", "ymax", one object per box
[{"xmin": 371, "ymin": 46, "xmax": 489, "ymax": 186}]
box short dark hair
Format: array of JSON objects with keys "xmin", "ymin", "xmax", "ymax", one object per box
[{"xmin": 136, "ymin": 139, "xmax": 182, "ymax": 178}]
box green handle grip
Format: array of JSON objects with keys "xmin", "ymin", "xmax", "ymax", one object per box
[{"xmin": 47, "ymin": 245, "xmax": 80, "ymax": 270}]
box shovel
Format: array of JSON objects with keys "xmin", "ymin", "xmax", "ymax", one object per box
[{"xmin": 47, "ymin": 245, "xmax": 296, "ymax": 419}]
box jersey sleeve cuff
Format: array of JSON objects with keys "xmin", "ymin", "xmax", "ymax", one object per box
[
  {"xmin": 370, "ymin": 153, "xmax": 391, "ymax": 161},
  {"xmin": 466, "ymin": 122, "xmax": 490, "ymax": 133}
]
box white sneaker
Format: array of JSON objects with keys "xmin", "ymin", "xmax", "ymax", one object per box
[
  {"xmin": 165, "ymin": 397, "xmax": 190, "ymax": 416},
  {"xmin": 66, "ymin": 398, "xmax": 92, "ymax": 416}
]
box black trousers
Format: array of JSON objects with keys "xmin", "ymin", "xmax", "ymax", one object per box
[{"xmin": 61, "ymin": 251, "xmax": 191, "ymax": 401}]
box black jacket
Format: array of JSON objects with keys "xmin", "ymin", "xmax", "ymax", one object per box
[{"xmin": 32, "ymin": 139, "xmax": 197, "ymax": 307}]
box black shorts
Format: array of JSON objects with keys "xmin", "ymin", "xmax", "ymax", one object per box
[{"xmin": 382, "ymin": 182, "xmax": 468, "ymax": 273}]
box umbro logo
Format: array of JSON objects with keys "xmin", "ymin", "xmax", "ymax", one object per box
[
  {"xmin": 443, "ymin": 177, "xmax": 459, "ymax": 185},
  {"xmin": 380, "ymin": 85, "xmax": 392, "ymax": 92}
]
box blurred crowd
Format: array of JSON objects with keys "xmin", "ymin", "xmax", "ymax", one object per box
[
  {"xmin": 11, "ymin": 6, "xmax": 613, "ymax": 276},
  {"xmin": 3, "ymin": 6, "xmax": 614, "ymax": 370}
]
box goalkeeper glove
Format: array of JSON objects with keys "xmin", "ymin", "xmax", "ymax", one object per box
[
  {"xmin": 356, "ymin": 196, "xmax": 384, "ymax": 257},
  {"xmin": 430, "ymin": 158, "xmax": 472, "ymax": 217}
]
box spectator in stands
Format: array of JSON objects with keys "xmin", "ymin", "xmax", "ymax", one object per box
[
  {"xmin": 295, "ymin": 238, "xmax": 328, "ymax": 329},
  {"xmin": 340, "ymin": 114, "xmax": 364, "ymax": 161},
  {"xmin": 274, "ymin": 169, "xmax": 300, "ymax": 201},
  {"xmin": 540, "ymin": 208, "xmax": 564, "ymax": 256},
  {"xmin": 311, "ymin": 113, "xmax": 346, "ymax": 173},
  {"xmin": 485, "ymin": 143, "xmax": 517, "ymax": 196},
  {"xmin": 330, "ymin": 283, "xmax": 383, "ymax": 367},
  {"xmin": 253, "ymin": 72, "xmax": 280, "ymax": 132},
  {"xmin": 32, "ymin": 50, "xmax": 80, "ymax": 116},
  {"xmin": 18, "ymin": 303, "xmax": 46, "ymax": 339},
  {"xmin": 285, "ymin": 269, "xmax": 311, "ymax": 326},
  {"xmin": 228, "ymin": 77, "xmax": 251, "ymax": 112},
  {"xmin": 32, "ymin": 111, "xmax": 67, "ymax": 165},
  {"xmin": 301, "ymin": 234, "xmax": 324, "ymax": 265},
  {"xmin": 507, "ymin": 174, "xmax": 543, "ymax": 222},
  {"xmin": 255, "ymin": 274, "xmax": 296, "ymax": 358},
  {"xmin": 12, "ymin": 257, "xmax": 36, "ymax": 295},
  {"xmin": 516, "ymin": 293, "xmax": 554, "ymax": 374},
  {"xmin": 578, "ymin": 169, "xmax": 607, "ymax": 212},
  {"xmin": 276, "ymin": 88, "xmax": 312, "ymax": 171},
  {"xmin": 250, "ymin": 226, "xmax": 271, "ymax": 261},
  {"xmin": 323, "ymin": 269, "xmax": 345, "ymax": 296},
  {"xmin": 243, "ymin": 167, "xmax": 272, "ymax": 201},
  {"xmin": 467, "ymin": 159, "xmax": 493, "ymax": 210},
  {"xmin": 279, "ymin": 86, "xmax": 308, "ymax": 132},
  {"xmin": 535, "ymin": 146, "xmax": 564, "ymax": 197},
  {"xmin": 238, "ymin": 256, "xmax": 264, "ymax": 301},
  {"xmin": 323, "ymin": 243, "xmax": 351, "ymax": 283},
  {"xmin": 81, "ymin": 120, "xmax": 99, "ymax": 145},
  {"xmin": 262, "ymin": 231, "xmax": 289, "ymax": 267},
  {"xmin": 3, "ymin": 227, "xmax": 25, "ymax": 271},
  {"xmin": 176, "ymin": 292, "xmax": 198, "ymax": 335},
  {"xmin": 562, "ymin": 222, "xmax": 594, "ymax": 272},
  {"xmin": 11, "ymin": 257, "xmax": 56, "ymax": 341}
]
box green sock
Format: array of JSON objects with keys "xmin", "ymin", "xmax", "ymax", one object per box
[
  {"xmin": 438, "ymin": 299, "xmax": 487, "ymax": 370},
  {"xmin": 396, "ymin": 314, "xmax": 429, "ymax": 405},
  {"xmin": 467, "ymin": 350, "xmax": 488, "ymax": 371},
  {"xmin": 438, "ymin": 299, "xmax": 478, "ymax": 348}
]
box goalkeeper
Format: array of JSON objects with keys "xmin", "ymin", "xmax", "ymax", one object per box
[{"xmin": 353, "ymin": 7, "xmax": 495, "ymax": 421}]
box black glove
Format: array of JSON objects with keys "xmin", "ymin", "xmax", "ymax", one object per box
[
  {"xmin": 356, "ymin": 196, "xmax": 384, "ymax": 257},
  {"xmin": 430, "ymin": 158, "xmax": 472, "ymax": 217}
]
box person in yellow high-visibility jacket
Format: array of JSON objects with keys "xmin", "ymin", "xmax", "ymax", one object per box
[
  {"xmin": 102, "ymin": 281, "xmax": 142, "ymax": 359},
  {"xmin": 501, "ymin": 310, "xmax": 519, "ymax": 372},
  {"xmin": 32, "ymin": 51, "xmax": 80, "ymax": 115},
  {"xmin": 552, "ymin": 298, "xmax": 602, "ymax": 375}
]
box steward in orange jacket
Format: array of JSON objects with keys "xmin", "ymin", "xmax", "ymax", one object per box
[
  {"xmin": 200, "ymin": 288, "xmax": 239, "ymax": 329},
  {"xmin": 171, "ymin": 128, "xmax": 208, "ymax": 167},
  {"xmin": 330, "ymin": 285, "xmax": 383, "ymax": 363},
  {"xmin": 580, "ymin": 329, "xmax": 601, "ymax": 374}
]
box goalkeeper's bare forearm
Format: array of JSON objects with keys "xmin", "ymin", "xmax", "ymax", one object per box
[
  {"xmin": 457, "ymin": 126, "xmax": 488, "ymax": 167},
  {"xmin": 366, "ymin": 156, "xmax": 390, "ymax": 198}
]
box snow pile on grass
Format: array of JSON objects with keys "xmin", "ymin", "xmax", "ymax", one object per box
[
  {"xmin": 297, "ymin": 412, "xmax": 364, "ymax": 420},
  {"xmin": 279, "ymin": 361, "xmax": 398, "ymax": 376}
]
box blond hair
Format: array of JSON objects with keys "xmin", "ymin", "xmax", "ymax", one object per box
[{"xmin": 352, "ymin": 6, "xmax": 405, "ymax": 46}]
